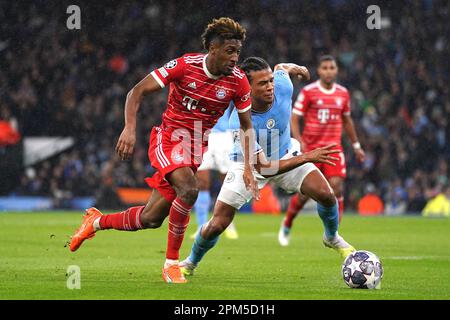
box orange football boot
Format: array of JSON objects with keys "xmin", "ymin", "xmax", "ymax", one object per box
[
  {"xmin": 162, "ymin": 264, "xmax": 188, "ymax": 284},
  {"xmin": 69, "ymin": 207, "xmax": 103, "ymax": 252}
]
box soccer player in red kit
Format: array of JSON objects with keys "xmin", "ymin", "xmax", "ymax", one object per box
[
  {"xmin": 69, "ymin": 17, "xmax": 258, "ymax": 283},
  {"xmin": 278, "ymin": 55, "xmax": 365, "ymax": 246}
]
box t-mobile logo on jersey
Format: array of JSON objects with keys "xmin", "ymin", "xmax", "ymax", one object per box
[
  {"xmin": 318, "ymin": 109, "xmax": 330, "ymax": 123},
  {"xmin": 182, "ymin": 95, "xmax": 199, "ymax": 111}
]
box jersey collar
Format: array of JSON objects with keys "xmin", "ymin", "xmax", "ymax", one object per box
[
  {"xmin": 203, "ymin": 54, "xmax": 221, "ymax": 79},
  {"xmin": 317, "ymin": 80, "xmax": 336, "ymax": 94}
]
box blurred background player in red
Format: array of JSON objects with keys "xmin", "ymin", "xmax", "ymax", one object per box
[
  {"xmin": 69, "ymin": 17, "xmax": 258, "ymax": 283},
  {"xmin": 279, "ymin": 55, "xmax": 365, "ymax": 246}
]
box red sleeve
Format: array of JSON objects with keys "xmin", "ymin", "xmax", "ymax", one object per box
[
  {"xmin": 233, "ymin": 75, "xmax": 252, "ymax": 113},
  {"xmin": 342, "ymin": 90, "xmax": 351, "ymax": 115},
  {"xmin": 150, "ymin": 57, "xmax": 185, "ymax": 88},
  {"xmin": 293, "ymin": 88, "xmax": 309, "ymax": 116}
]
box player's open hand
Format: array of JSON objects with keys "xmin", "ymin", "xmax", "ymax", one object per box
[
  {"xmin": 243, "ymin": 166, "xmax": 260, "ymax": 201},
  {"xmin": 116, "ymin": 126, "xmax": 136, "ymax": 161},
  {"xmin": 303, "ymin": 143, "xmax": 340, "ymax": 166}
]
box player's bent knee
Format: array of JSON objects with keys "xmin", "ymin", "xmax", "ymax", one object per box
[
  {"xmin": 177, "ymin": 185, "xmax": 199, "ymax": 205},
  {"xmin": 317, "ymin": 187, "xmax": 336, "ymax": 207}
]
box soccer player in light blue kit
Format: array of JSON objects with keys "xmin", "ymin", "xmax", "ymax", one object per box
[
  {"xmin": 181, "ymin": 57, "xmax": 356, "ymax": 275},
  {"xmin": 193, "ymin": 106, "xmax": 239, "ymax": 240}
]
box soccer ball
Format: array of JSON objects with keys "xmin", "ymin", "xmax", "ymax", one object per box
[{"xmin": 342, "ymin": 250, "xmax": 383, "ymax": 289}]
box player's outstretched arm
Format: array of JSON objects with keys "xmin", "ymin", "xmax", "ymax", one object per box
[
  {"xmin": 116, "ymin": 74, "xmax": 162, "ymax": 160},
  {"xmin": 342, "ymin": 114, "xmax": 366, "ymax": 163},
  {"xmin": 274, "ymin": 63, "xmax": 310, "ymax": 81},
  {"xmin": 255, "ymin": 144, "xmax": 340, "ymax": 177}
]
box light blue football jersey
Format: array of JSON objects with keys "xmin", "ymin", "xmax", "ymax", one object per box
[
  {"xmin": 229, "ymin": 69, "xmax": 294, "ymax": 161},
  {"xmin": 211, "ymin": 104, "xmax": 233, "ymax": 132}
]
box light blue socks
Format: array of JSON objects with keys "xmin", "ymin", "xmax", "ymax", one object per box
[
  {"xmin": 187, "ymin": 227, "xmax": 219, "ymax": 265},
  {"xmin": 193, "ymin": 191, "xmax": 211, "ymax": 232},
  {"xmin": 317, "ymin": 201, "xmax": 339, "ymax": 239}
]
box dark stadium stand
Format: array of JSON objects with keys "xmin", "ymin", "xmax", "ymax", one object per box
[{"xmin": 0, "ymin": 0, "xmax": 448, "ymax": 213}]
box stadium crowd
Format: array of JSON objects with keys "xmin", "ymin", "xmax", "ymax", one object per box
[{"xmin": 1, "ymin": 0, "xmax": 448, "ymax": 213}]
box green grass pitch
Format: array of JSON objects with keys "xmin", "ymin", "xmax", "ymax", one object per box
[{"xmin": 1, "ymin": 212, "xmax": 449, "ymax": 299}]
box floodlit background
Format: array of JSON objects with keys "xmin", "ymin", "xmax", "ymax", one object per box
[
  {"xmin": 0, "ymin": 0, "xmax": 449, "ymax": 301},
  {"xmin": 1, "ymin": 1, "xmax": 448, "ymax": 215}
]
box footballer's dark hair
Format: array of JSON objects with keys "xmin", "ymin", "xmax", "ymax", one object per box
[
  {"xmin": 240, "ymin": 57, "xmax": 270, "ymax": 82},
  {"xmin": 318, "ymin": 54, "xmax": 336, "ymax": 65},
  {"xmin": 202, "ymin": 17, "xmax": 246, "ymax": 50}
]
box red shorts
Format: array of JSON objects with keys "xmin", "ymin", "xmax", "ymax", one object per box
[
  {"xmin": 145, "ymin": 125, "xmax": 204, "ymax": 202},
  {"xmin": 312, "ymin": 149, "xmax": 347, "ymax": 179}
]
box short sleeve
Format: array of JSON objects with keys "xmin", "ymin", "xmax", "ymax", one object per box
[
  {"xmin": 342, "ymin": 91, "xmax": 351, "ymax": 115},
  {"xmin": 274, "ymin": 70, "xmax": 293, "ymax": 99},
  {"xmin": 233, "ymin": 75, "xmax": 252, "ymax": 113},
  {"xmin": 293, "ymin": 88, "xmax": 309, "ymax": 116},
  {"xmin": 150, "ymin": 57, "xmax": 186, "ymax": 88}
]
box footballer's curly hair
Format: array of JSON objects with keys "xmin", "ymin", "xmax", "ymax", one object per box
[{"xmin": 201, "ymin": 17, "xmax": 246, "ymax": 50}]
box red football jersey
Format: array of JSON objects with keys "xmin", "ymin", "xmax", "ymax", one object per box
[
  {"xmin": 150, "ymin": 53, "xmax": 251, "ymax": 145},
  {"xmin": 293, "ymin": 80, "xmax": 351, "ymax": 151}
]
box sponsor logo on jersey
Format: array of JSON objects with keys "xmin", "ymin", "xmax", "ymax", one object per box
[
  {"xmin": 318, "ymin": 108, "xmax": 330, "ymax": 123},
  {"xmin": 266, "ymin": 118, "xmax": 276, "ymax": 129},
  {"xmin": 216, "ymin": 88, "xmax": 226, "ymax": 99},
  {"xmin": 188, "ymin": 82, "xmax": 197, "ymax": 89},
  {"xmin": 158, "ymin": 67, "xmax": 169, "ymax": 78},
  {"xmin": 317, "ymin": 99, "xmax": 323, "ymax": 106},
  {"xmin": 164, "ymin": 59, "xmax": 177, "ymax": 69},
  {"xmin": 182, "ymin": 95, "xmax": 199, "ymax": 111}
]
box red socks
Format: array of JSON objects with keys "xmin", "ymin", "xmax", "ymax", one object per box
[
  {"xmin": 284, "ymin": 194, "xmax": 306, "ymax": 228},
  {"xmin": 96, "ymin": 199, "xmax": 193, "ymax": 261},
  {"xmin": 337, "ymin": 196, "xmax": 344, "ymax": 223},
  {"xmin": 99, "ymin": 206, "xmax": 144, "ymax": 231},
  {"xmin": 166, "ymin": 198, "xmax": 192, "ymax": 260}
]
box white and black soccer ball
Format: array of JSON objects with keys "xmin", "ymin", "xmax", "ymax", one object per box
[{"xmin": 342, "ymin": 250, "xmax": 383, "ymax": 289}]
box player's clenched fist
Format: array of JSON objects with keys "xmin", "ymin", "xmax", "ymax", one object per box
[
  {"xmin": 302, "ymin": 143, "xmax": 340, "ymax": 166},
  {"xmin": 116, "ymin": 126, "xmax": 136, "ymax": 161},
  {"xmin": 291, "ymin": 65, "xmax": 310, "ymax": 81}
]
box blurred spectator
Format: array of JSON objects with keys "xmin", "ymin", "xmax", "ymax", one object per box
[
  {"xmin": 1, "ymin": 1, "xmax": 448, "ymax": 212},
  {"xmin": 385, "ymin": 178, "xmax": 408, "ymax": 216},
  {"xmin": 422, "ymin": 185, "xmax": 450, "ymax": 217}
]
